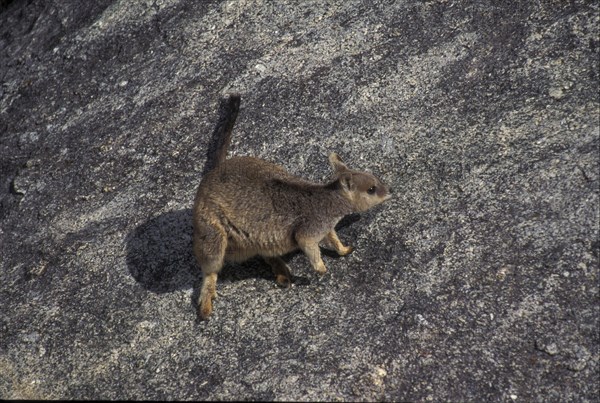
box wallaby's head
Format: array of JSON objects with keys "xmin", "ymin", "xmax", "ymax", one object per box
[{"xmin": 329, "ymin": 153, "xmax": 391, "ymax": 212}]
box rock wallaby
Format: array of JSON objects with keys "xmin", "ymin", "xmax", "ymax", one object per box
[{"xmin": 193, "ymin": 93, "xmax": 391, "ymax": 319}]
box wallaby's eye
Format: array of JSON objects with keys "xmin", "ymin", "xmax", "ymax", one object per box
[{"xmin": 367, "ymin": 186, "xmax": 377, "ymax": 195}]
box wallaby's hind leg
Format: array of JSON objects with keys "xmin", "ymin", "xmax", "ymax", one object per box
[
  {"xmin": 198, "ymin": 271, "xmax": 219, "ymax": 319},
  {"xmin": 264, "ymin": 256, "xmax": 292, "ymax": 287},
  {"xmin": 193, "ymin": 219, "xmax": 226, "ymax": 320}
]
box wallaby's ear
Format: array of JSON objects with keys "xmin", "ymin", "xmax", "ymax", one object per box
[
  {"xmin": 329, "ymin": 152, "xmax": 349, "ymax": 174},
  {"xmin": 338, "ymin": 172, "xmax": 355, "ymax": 191}
]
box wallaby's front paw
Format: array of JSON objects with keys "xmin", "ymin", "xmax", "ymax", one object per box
[
  {"xmin": 315, "ymin": 261, "xmax": 327, "ymax": 275},
  {"xmin": 338, "ymin": 245, "xmax": 354, "ymax": 256}
]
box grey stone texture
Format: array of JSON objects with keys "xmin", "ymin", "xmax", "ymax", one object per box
[{"xmin": 0, "ymin": 0, "xmax": 598, "ymax": 400}]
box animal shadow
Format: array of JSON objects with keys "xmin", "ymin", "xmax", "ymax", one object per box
[{"xmin": 126, "ymin": 209, "xmax": 198, "ymax": 293}]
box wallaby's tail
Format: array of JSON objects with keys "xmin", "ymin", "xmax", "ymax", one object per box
[{"xmin": 203, "ymin": 93, "xmax": 241, "ymax": 174}]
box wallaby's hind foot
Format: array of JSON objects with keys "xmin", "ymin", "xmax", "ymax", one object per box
[{"xmin": 198, "ymin": 272, "xmax": 218, "ymax": 320}]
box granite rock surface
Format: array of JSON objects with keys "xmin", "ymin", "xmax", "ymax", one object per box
[{"xmin": 0, "ymin": 0, "xmax": 598, "ymax": 400}]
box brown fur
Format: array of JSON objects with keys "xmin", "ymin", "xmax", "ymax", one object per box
[{"xmin": 193, "ymin": 93, "xmax": 391, "ymax": 319}]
